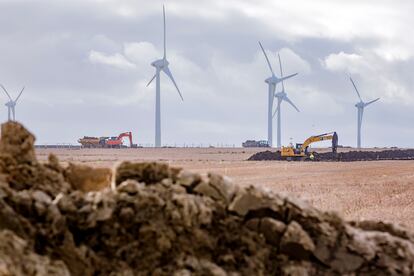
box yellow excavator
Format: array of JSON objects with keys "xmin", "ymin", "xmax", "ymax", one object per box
[{"xmin": 281, "ymin": 132, "xmax": 338, "ymax": 161}]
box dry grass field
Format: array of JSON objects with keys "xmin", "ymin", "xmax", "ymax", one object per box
[{"xmin": 36, "ymin": 147, "xmax": 414, "ymax": 230}]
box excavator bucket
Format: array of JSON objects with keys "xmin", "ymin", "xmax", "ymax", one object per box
[{"xmin": 332, "ymin": 132, "xmax": 338, "ymax": 154}]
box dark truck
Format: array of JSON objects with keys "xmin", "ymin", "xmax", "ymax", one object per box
[{"xmin": 242, "ymin": 140, "xmax": 270, "ymax": 148}]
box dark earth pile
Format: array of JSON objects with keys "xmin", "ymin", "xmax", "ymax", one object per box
[
  {"xmin": 1, "ymin": 122, "xmax": 414, "ymax": 275},
  {"xmin": 315, "ymin": 149, "xmax": 414, "ymax": 161},
  {"xmin": 248, "ymin": 149, "xmax": 414, "ymax": 161},
  {"xmin": 248, "ymin": 150, "xmax": 281, "ymax": 161}
]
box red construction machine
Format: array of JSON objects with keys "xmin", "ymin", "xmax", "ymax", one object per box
[{"xmin": 78, "ymin": 132, "xmax": 136, "ymax": 148}]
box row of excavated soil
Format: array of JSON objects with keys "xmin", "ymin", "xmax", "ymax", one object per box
[
  {"xmin": 248, "ymin": 149, "xmax": 414, "ymax": 161},
  {"xmin": 1, "ymin": 122, "xmax": 414, "ymax": 275}
]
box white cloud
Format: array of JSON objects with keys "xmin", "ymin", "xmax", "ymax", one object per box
[
  {"xmin": 124, "ymin": 42, "xmax": 159, "ymax": 65},
  {"xmin": 323, "ymin": 51, "xmax": 413, "ymax": 105},
  {"xmin": 323, "ymin": 52, "xmax": 372, "ymax": 74},
  {"xmin": 88, "ymin": 50, "xmax": 136, "ymax": 70},
  {"xmin": 279, "ymin": 48, "xmax": 311, "ymax": 75}
]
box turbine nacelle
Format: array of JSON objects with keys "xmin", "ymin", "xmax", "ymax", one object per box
[
  {"xmin": 355, "ymin": 102, "xmax": 365, "ymax": 108},
  {"xmin": 265, "ymin": 73, "xmax": 298, "ymax": 85},
  {"xmin": 275, "ymin": 91, "xmax": 287, "ymax": 99},
  {"xmin": 5, "ymin": 101, "xmax": 15, "ymax": 107},
  {"xmin": 265, "ymin": 75, "xmax": 280, "ymax": 85},
  {"xmin": 151, "ymin": 58, "xmax": 169, "ymax": 69}
]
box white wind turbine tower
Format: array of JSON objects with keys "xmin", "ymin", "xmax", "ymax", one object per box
[
  {"xmin": 272, "ymin": 53, "xmax": 300, "ymax": 148},
  {"xmin": 147, "ymin": 6, "xmax": 183, "ymax": 147},
  {"xmin": 350, "ymin": 77, "xmax": 380, "ymax": 149},
  {"xmin": 258, "ymin": 42, "xmax": 297, "ymax": 147},
  {"xmin": 1, "ymin": 84, "xmax": 25, "ymax": 121}
]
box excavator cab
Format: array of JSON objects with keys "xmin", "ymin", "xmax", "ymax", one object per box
[
  {"xmin": 281, "ymin": 143, "xmax": 307, "ymax": 160},
  {"xmin": 295, "ymin": 143, "xmax": 303, "ymax": 154}
]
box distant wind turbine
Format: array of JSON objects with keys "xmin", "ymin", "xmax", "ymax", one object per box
[
  {"xmin": 272, "ymin": 53, "xmax": 300, "ymax": 148},
  {"xmin": 147, "ymin": 6, "xmax": 183, "ymax": 147},
  {"xmin": 350, "ymin": 77, "xmax": 380, "ymax": 148},
  {"xmin": 258, "ymin": 41, "xmax": 297, "ymax": 147},
  {"xmin": 1, "ymin": 84, "xmax": 25, "ymax": 121}
]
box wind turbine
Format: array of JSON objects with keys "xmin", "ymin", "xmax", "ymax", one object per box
[
  {"xmin": 258, "ymin": 41, "xmax": 298, "ymax": 147},
  {"xmin": 350, "ymin": 77, "xmax": 380, "ymax": 148},
  {"xmin": 272, "ymin": 53, "xmax": 300, "ymax": 148},
  {"xmin": 147, "ymin": 6, "xmax": 183, "ymax": 147},
  {"xmin": 0, "ymin": 84, "xmax": 25, "ymax": 121}
]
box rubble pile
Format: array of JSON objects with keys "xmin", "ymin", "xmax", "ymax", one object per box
[{"xmin": 1, "ymin": 122, "xmax": 414, "ymax": 275}]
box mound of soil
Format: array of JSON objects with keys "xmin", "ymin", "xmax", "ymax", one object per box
[
  {"xmin": 248, "ymin": 149, "xmax": 414, "ymax": 162},
  {"xmin": 247, "ymin": 150, "xmax": 281, "ymax": 161},
  {"xmin": 1, "ymin": 122, "xmax": 414, "ymax": 275},
  {"xmin": 315, "ymin": 149, "xmax": 414, "ymax": 161}
]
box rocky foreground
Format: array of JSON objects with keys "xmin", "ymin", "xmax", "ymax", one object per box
[{"xmin": 1, "ymin": 122, "xmax": 414, "ymax": 275}]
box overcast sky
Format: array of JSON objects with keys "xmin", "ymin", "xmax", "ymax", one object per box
[{"xmin": 0, "ymin": 0, "xmax": 413, "ymax": 147}]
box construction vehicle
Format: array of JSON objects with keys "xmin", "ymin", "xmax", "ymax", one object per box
[
  {"xmin": 242, "ymin": 140, "xmax": 270, "ymax": 148},
  {"xmin": 281, "ymin": 132, "xmax": 338, "ymax": 161},
  {"xmin": 78, "ymin": 132, "xmax": 136, "ymax": 148}
]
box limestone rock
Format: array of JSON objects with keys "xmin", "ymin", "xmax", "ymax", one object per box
[
  {"xmin": 228, "ymin": 186, "xmax": 284, "ymax": 218},
  {"xmin": 64, "ymin": 163, "xmax": 111, "ymax": 192},
  {"xmin": 0, "ymin": 229, "xmax": 70, "ymax": 276},
  {"xmin": 177, "ymin": 171, "xmax": 202, "ymax": 189},
  {"xmin": 115, "ymin": 162, "xmax": 181, "ymax": 186},
  {"xmin": 280, "ymin": 221, "xmax": 315, "ymax": 259}
]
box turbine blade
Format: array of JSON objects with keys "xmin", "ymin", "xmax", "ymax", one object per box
[
  {"xmin": 163, "ymin": 5, "xmax": 166, "ymax": 59},
  {"xmin": 278, "ymin": 53, "xmax": 285, "ymax": 92},
  {"xmin": 283, "ymin": 95, "xmax": 300, "ymax": 112},
  {"xmin": 350, "ymin": 77, "xmax": 363, "ymax": 101},
  {"xmin": 162, "ymin": 66, "xmax": 184, "ymax": 101},
  {"xmin": 0, "ymin": 84, "xmax": 12, "ymax": 101},
  {"xmin": 258, "ymin": 41, "xmax": 274, "ymax": 75},
  {"xmin": 146, "ymin": 73, "xmax": 156, "ymax": 87},
  {"xmin": 15, "ymin": 86, "xmax": 25, "ymax": 102},
  {"xmin": 272, "ymin": 100, "xmax": 281, "ymax": 118},
  {"xmin": 365, "ymin": 97, "xmax": 380, "ymax": 107},
  {"xmin": 279, "ymin": 72, "xmax": 298, "ymax": 82}
]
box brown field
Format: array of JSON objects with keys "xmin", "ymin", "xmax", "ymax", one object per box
[{"xmin": 36, "ymin": 147, "xmax": 414, "ymax": 230}]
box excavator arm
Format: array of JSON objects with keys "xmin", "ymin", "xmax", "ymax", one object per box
[
  {"xmin": 281, "ymin": 132, "xmax": 338, "ymax": 160},
  {"xmin": 301, "ymin": 132, "xmax": 338, "ymax": 154},
  {"xmin": 117, "ymin": 132, "xmax": 133, "ymax": 147}
]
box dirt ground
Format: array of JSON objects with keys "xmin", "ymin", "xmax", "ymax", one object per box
[{"xmin": 36, "ymin": 147, "xmax": 414, "ymax": 230}]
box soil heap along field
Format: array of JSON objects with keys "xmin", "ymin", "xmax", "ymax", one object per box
[
  {"xmin": 248, "ymin": 149, "xmax": 414, "ymax": 161},
  {"xmin": 1, "ymin": 122, "xmax": 414, "ymax": 275}
]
